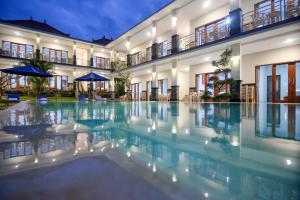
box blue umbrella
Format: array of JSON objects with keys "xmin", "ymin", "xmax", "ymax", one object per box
[
  {"xmin": 0, "ymin": 65, "xmax": 53, "ymax": 77},
  {"xmin": 75, "ymin": 72, "xmax": 109, "ymax": 82}
]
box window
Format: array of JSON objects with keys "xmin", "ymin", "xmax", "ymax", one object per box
[
  {"xmin": 195, "ymin": 17, "xmax": 229, "ymax": 46},
  {"xmin": 158, "ymin": 79, "xmax": 168, "ymax": 95},
  {"xmin": 49, "ymin": 75, "xmax": 68, "ymax": 91},
  {"xmin": 93, "ymin": 56, "xmax": 109, "ymax": 68},
  {"xmin": 43, "ymin": 47, "xmax": 68, "ymax": 64},
  {"xmin": 196, "ymin": 74, "xmax": 205, "ymax": 92},
  {"xmin": 2, "ymin": 41, "xmax": 33, "ymax": 59}
]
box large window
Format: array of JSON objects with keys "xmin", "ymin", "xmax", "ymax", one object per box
[
  {"xmin": 93, "ymin": 56, "xmax": 110, "ymax": 68},
  {"xmin": 195, "ymin": 17, "xmax": 229, "ymax": 46},
  {"xmin": 158, "ymin": 79, "xmax": 168, "ymax": 95},
  {"xmin": 2, "ymin": 41, "xmax": 33, "ymax": 59},
  {"xmin": 49, "ymin": 75, "xmax": 68, "ymax": 91},
  {"xmin": 43, "ymin": 48, "xmax": 68, "ymax": 64}
]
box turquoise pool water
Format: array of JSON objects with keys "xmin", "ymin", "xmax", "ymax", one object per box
[{"xmin": 0, "ymin": 102, "xmax": 299, "ymax": 200}]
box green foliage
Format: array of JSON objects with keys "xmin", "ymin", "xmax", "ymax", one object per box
[
  {"xmin": 207, "ymin": 48, "xmax": 237, "ymax": 101},
  {"xmin": 201, "ymin": 90, "xmax": 212, "ymax": 100},
  {"xmin": 20, "ymin": 58, "xmax": 53, "ymax": 95},
  {"xmin": 112, "ymin": 61, "xmax": 131, "ymax": 98}
]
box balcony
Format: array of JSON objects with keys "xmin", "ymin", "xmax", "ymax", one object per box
[
  {"xmin": 242, "ymin": 0, "xmax": 300, "ymax": 32},
  {"xmin": 0, "ymin": 49, "xmax": 112, "ymax": 71}
]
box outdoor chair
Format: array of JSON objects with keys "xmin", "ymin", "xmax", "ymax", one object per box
[
  {"xmin": 36, "ymin": 95, "xmax": 48, "ymax": 101},
  {"xmin": 93, "ymin": 92, "xmax": 107, "ymax": 101},
  {"xmin": 4, "ymin": 94, "xmax": 20, "ymax": 107}
]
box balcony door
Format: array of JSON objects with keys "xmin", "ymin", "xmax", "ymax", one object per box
[{"xmin": 256, "ymin": 62, "xmax": 299, "ymax": 103}]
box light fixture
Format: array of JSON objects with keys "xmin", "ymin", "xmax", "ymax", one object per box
[
  {"xmin": 203, "ymin": 0, "xmax": 210, "ymax": 8},
  {"xmin": 171, "ymin": 16, "xmax": 177, "ymax": 28},
  {"xmin": 90, "ymin": 148, "xmax": 94, "ymax": 153},
  {"xmin": 147, "ymin": 70, "xmax": 151, "ymax": 73},
  {"xmin": 15, "ymin": 165, "xmax": 19, "ymax": 169},
  {"xmin": 54, "ymin": 39, "xmax": 58, "ymax": 43},
  {"xmin": 147, "ymin": 162, "xmax": 151, "ymax": 167},
  {"xmin": 52, "ymin": 158, "xmax": 56, "ymax": 162},
  {"xmin": 127, "ymin": 151, "xmax": 131, "ymax": 158},
  {"xmin": 101, "ymin": 147, "xmax": 106, "ymax": 152},
  {"xmin": 15, "ymin": 31, "xmax": 20, "ymax": 36},
  {"xmin": 205, "ymin": 57, "xmax": 210, "ymax": 61},
  {"xmin": 34, "ymin": 158, "xmax": 39, "ymax": 164},
  {"xmin": 226, "ymin": 176, "xmax": 230, "ymax": 183},
  {"xmin": 185, "ymin": 168, "xmax": 189, "ymax": 173},
  {"xmin": 286, "ymin": 159, "xmax": 292, "ymax": 166},
  {"xmin": 284, "ymin": 38, "xmax": 295, "ymax": 44},
  {"xmin": 204, "ymin": 193, "xmax": 208, "ymax": 198},
  {"xmin": 36, "ymin": 37, "xmax": 40, "ymax": 43},
  {"xmin": 205, "ymin": 140, "xmax": 208, "ymax": 144},
  {"xmin": 126, "ymin": 41, "xmax": 130, "ymax": 50},
  {"xmin": 147, "ymin": 127, "xmax": 151, "ymax": 133},
  {"xmin": 226, "ymin": 17, "xmax": 231, "ymax": 24},
  {"xmin": 152, "ymin": 123, "xmax": 156, "ymax": 130},
  {"xmin": 147, "ymin": 32, "xmax": 151, "ymax": 37}
]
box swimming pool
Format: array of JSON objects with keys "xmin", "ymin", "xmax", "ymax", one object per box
[{"xmin": 0, "ymin": 102, "xmax": 299, "ymax": 200}]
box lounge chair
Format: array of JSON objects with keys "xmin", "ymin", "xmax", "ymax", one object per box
[
  {"xmin": 93, "ymin": 92, "xmax": 107, "ymax": 101},
  {"xmin": 77, "ymin": 95, "xmax": 89, "ymax": 102},
  {"xmin": 4, "ymin": 94, "xmax": 20, "ymax": 107},
  {"xmin": 36, "ymin": 95, "xmax": 48, "ymax": 101}
]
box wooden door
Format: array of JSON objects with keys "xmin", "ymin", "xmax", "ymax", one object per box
[{"xmin": 288, "ymin": 62, "xmax": 296, "ymax": 103}]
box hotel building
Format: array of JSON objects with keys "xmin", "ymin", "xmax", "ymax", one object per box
[{"xmin": 0, "ymin": 0, "xmax": 300, "ymax": 103}]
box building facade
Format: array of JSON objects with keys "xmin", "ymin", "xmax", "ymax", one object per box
[{"xmin": 0, "ymin": 0, "xmax": 300, "ymax": 103}]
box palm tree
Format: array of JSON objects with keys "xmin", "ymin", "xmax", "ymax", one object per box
[{"xmin": 21, "ymin": 58, "xmax": 53, "ymax": 95}]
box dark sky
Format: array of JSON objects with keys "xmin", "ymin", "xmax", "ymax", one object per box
[{"xmin": 0, "ymin": 0, "xmax": 172, "ymax": 41}]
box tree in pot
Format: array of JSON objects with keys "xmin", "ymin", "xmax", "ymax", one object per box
[
  {"xmin": 206, "ymin": 48, "xmax": 238, "ymax": 102},
  {"xmin": 21, "ymin": 58, "xmax": 53, "ymax": 95}
]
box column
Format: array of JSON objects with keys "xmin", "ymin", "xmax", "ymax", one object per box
[
  {"xmin": 229, "ymin": 0, "xmax": 242, "ymax": 36},
  {"xmin": 36, "ymin": 34, "xmax": 41, "ymax": 59},
  {"xmin": 151, "ymin": 21, "xmax": 158, "ymax": 60},
  {"xmin": 126, "ymin": 37, "xmax": 131, "ymax": 67},
  {"xmin": 230, "ymin": 43, "xmax": 242, "ymax": 102},
  {"xmin": 151, "ymin": 65, "xmax": 158, "ymax": 101},
  {"xmin": 90, "ymin": 46, "xmax": 94, "ymax": 67},
  {"xmin": 171, "ymin": 9, "xmax": 179, "ymax": 54},
  {"xmin": 171, "ymin": 60, "xmax": 179, "ymax": 101},
  {"xmin": 110, "ymin": 76, "xmax": 115, "ymax": 99},
  {"xmin": 73, "ymin": 42, "xmax": 77, "ymax": 65}
]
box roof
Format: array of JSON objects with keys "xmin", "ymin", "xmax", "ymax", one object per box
[
  {"xmin": 93, "ymin": 36, "xmax": 113, "ymax": 45},
  {"xmin": 0, "ymin": 19, "xmax": 70, "ymax": 37}
]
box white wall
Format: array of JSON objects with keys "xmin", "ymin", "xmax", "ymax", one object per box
[
  {"xmin": 189, "ymin": 61, "xmax": 218, "ymax": 87},
  {"xmin": 242, "ymin": 45, "xmax": 300, "ymax": 84},
  {"xmin": 190, "ymin": 5, "xmax": 229, "ymax": 32},
  {"xmin": 131, "ymin": 74, "xmax": 152, "ymax": 91}
]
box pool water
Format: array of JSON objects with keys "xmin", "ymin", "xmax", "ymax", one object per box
[{"xmin": 0, "ymin": 102, "xmax": 299, "ymax": 200}]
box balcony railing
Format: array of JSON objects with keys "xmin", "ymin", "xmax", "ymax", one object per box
[
  {"xmin": 242, "ymin": 0, "xmax": 300, "ymax": 32},
  {"xmin": 0, "ymin": 49, "xmax": 112, "ymax": 70},
  {"xmin": 0, "ymin": 49, "xmax": 34, "ymax": 60},
  {"xmin": 157, "ymin": 41, "xmax": 171, "ymax": 58},
  {"xmin": 130, "ymin": 51, "xmax": 152, "ymax": 66}
]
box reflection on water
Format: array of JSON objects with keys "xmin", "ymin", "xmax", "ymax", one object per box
[{"xmin": 0, "ymin": 102, "xmax": 299, "ymax": 200}]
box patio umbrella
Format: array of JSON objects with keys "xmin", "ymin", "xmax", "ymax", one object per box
[
  {"xmin": 0, "ymin": 65, "xmax": 53, "ymax": 77},
  {"xmin": 75, "ymin": 72, "xmax": 110, "ymax": 99},
  {"xmin": 0, "ymin": 65, "xmax": 53, "ymax": 96},
  {"xmin": 74, "ymin": 72, "xmax": 109, "ymax": 82}
]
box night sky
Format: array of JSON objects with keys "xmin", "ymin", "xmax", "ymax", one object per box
[{"xmin": 0, "ymin": 0, "xmax": 172, "ymax": 41}]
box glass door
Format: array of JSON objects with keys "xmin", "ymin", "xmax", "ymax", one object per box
[{"xmin": 296, "ymin": 62, "xmax": 300, "ymax": 101}]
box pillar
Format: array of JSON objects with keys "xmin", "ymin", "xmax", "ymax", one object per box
[
  {"xmin": 126, "ymin": 37, "xmax": 131, "ymax": 67},
  {"xmin": 35, "ymin": 34, "xmax": 40, "ymax": 59},
  {"xmin": 171, "ymin": 9, "xmax": 179, "ymax": 54},
  {"xmin": 110, "ymin": 76, "xmax": 115, "ymax": 99},
  {"xmin": 73, "ymin": 42, "xmax": 77, "ymax": 65},
  {"xmin": 229, "ymin": 0, "xmax": 242, "ymax": 36},
  {"xmin": 151, "ymin": 21, "xmax": 158, "ymax": 60},
  {"xmin": 230, "ymin": 43, "xmax": 242, "ymax": 102},
  {"xmin": 171, "ymin": 60, "xmax": 179, "ymax": 101},
  {"xmin": 151, "ymin": 65, "xmax": 158, "ymax": 101},
  {"xmin": 90, "ymin": 46, "xmax": 94, "ymax": 67}
]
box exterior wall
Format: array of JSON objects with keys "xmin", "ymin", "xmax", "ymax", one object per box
[
  {"xmin": 131, "ymin": 74, "xmax": 152, "ymax": 91},
  {"xmin": 241, "ymin": 45, "xmax": 300, "ymax": 84},
  {"xmin": 189, "ymin": 61, "xmax": 218, "ymax": 87},
  {"xmin": 190, "ymin": 5, "xmax": 230, "ymax": 33},
  {"xmin": 0, "ymin": 34, "xmax": 36, "ymax": 49},
  {"xmin": 157, "ymin": 69, "xmax": 172, "ymax": 90},
  {"xmin": 178, "ymin": 70, "xmax": 189, "ymax": 99}
]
